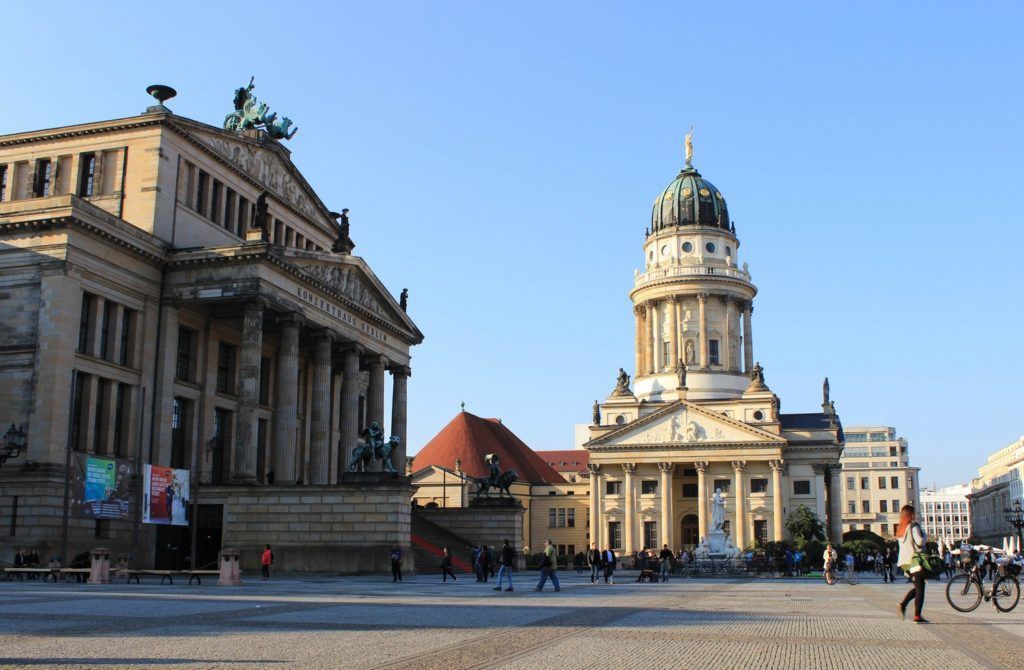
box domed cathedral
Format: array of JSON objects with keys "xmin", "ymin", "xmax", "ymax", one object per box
[{"xmin": 584, "ymin": 133, "xmax": 844, "ymax": 554}]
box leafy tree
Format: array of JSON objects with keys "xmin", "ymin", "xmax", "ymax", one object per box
[
  {"xmin": 785, "ymin": 505, "xmax": 826, "ymax": 550},
  {"xmin": 842, "ymin": 529, "xmax": 886, "ymax": 549}
]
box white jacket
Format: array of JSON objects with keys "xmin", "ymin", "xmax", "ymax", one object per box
[{"xmin": 897, "ymin": 522, "xmax": 926, "ymax": 568}]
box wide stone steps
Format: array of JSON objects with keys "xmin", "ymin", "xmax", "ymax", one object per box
[{"xmin": 410, "ymin": 511, "xmax": 476, "ymax": 574}]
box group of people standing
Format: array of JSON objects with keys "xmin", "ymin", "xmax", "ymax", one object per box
[{"xmin": 585, "ymin": 542, "xmax": 619, "ymax": 584}]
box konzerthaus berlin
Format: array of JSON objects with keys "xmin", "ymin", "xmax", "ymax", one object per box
[{"xmin": 0, "ymin": 84, "xmax": 423, "ymax": 573}]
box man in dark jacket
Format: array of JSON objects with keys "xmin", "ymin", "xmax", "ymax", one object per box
[
  {"xmin": 603, "ymin": 546, "xmax": 617, "ymax": 584},
  {"xmin": 659, "ymin": 544, "xmax": 674, "ymax": 582},
  {"xmin": 494, "ymin": 539, "xmax": 516, "ymax": 592},
  {"xmin": 476, "ymin": 544, "xmax": 491, "ymax": 583},
  {"xmin": 588, "ymin": 542, "xmax": 603, "ymax": 583}
]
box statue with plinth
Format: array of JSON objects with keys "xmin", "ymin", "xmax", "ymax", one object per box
[{"xmin": 702, "ymin": 487, "xmax": 740, "ymax": 558}]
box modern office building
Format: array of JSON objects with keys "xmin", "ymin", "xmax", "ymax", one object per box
[
  {"xmin": 838, "ymin": 426, "xmax": 920, "ymax": 537},
  {"xmin": 969, "ymin": 436, "xmax": 1024, "ymax": 546},
  {"xmin": 919, "ymin": 484, "xmax": 972, "ymax": 543}
]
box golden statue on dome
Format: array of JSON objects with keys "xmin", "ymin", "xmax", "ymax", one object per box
[{"xmin": 685, "ymin": 125, "xmax": 694, "ymax": 168}]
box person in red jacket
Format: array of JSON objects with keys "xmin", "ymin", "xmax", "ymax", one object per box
[{"xmin": 261, "ymin": 544, "xmax": 273, "ymax": 580}]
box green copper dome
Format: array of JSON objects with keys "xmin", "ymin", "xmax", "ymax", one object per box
[{"xmin": 651, "ymin": 167, "xmax": 731, "ymax": 232}]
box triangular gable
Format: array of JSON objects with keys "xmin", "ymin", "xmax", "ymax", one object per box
[
  {"xmin": 587, "ymin": 400, "xmax": 786, "ymax": 448},
  {"xmin": 173, "ymin": 118, "xmax": 336, "ymax": 230}
]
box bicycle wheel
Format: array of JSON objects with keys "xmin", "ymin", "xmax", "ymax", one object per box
[
  {"xmin": 825, "ymin": 570, "xmax": 836, "ymax": 586},
  {"xmin": 946, "ymin": 574, "xmax": 982, "ymax": 612},
  {"xmin": 992, "ymin": 577, "xmax": 1020, "ymax": 613},
  {"xmin": 847, "ymin": 570, "xmax": 859, "ymax": 585}
]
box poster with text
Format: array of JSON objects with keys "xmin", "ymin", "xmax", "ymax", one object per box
[
  {"xmin": 71, "ymin": 453, "xmax": 133, "ymax": 520},
  {"xmin": 143, "ymin": 465, "xmax": 190, "ymax": 526}
]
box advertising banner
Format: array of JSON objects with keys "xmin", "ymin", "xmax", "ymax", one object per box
[
  {"xmin": 143, "ymin": 465, "xmax": 190, "ymax": 526},
  {"xmin": 71, "ymin": 453, "xmax": 133, "ymax": 520}
]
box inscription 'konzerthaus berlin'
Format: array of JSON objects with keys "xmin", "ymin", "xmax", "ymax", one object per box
[{"xmin": 0, "ymin": 84, "xmax": 423, "ymax": 573}]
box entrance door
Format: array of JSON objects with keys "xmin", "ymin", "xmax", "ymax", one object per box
[
  {"xmin": 154, "ymin": 524, "xmax": 191, "ymax": 570},
  {"xmin": 680, "ymin": 514, "xmax": 699, "ymax": 548},
  {"xmin": 194, "ymin": 504, "xmax": 223, "ymax": 570}
]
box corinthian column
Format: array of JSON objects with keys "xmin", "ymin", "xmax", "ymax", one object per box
[
  {"xmin": 233, "ymin": 300, "xmax": 263, "ymax": 483},
  {"xmin": 695, "ymin": 461, "xmax": 709, "ymax": 541},
  {"xmin": 827, "ymin": 465, "xmax": 844, "ymax": 543},
  {"xmin": 723, "ymin": 296, "xmax": 733, "ymax": 370},
  {"xmin": 272, "ymin": 314, "xmax": 300, "ymax": 483},
  {"xmin": 623, "ymin": 463, "xmax": 637, "ymax": 553},
  {"xmin": 308, "ymin": 331, "xmax": 333, "ymax": 485},
  {"xmin": 742, "ymin": 301, "xmax": 754, "ymax": 373},
  {"xmin": 650, "ymin": 301, "xmax": 660, "ymax": 372},
  {"xmin": 634, "ymin": 305, "xmax": 644, "ymax": 379},
  {"xmin": 770, "ymin": 459, "xmax": 785, "ymax": 541},
  {"xmin": 644, "ymin": 302, "xmax": 655, "ymax": 375},
  {"xmin": 732, "ymin": 460, "xmax": 747, "ymax": 548},
  {"xmin": 668, "ymin": 297, "xmax": 679, "ymax": 371},
  {"xmin": 390, "ymin": 365, "xmax": 410, "ymax": 471},
  {"xmin": 367, "ymin": 355, "xmax": 387, "ymax": 428},
  {"xmin": 588, "ymin": 464, "xmax": 602, "ymax": 549},
  {"xmin": 659, "ymin": 462, "xmax": 675, "ymax": 549},
  {"xmin": 698, "ymin": 293, "xmax": 709, "ymax": 368},
  {"xmin": 339, "ymin": 346, "xmax": 362, "ymax": 474}
]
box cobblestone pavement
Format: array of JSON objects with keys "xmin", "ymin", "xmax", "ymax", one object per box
[{"xmin": 1, "ymin": 572, "xmax": 1021, "ymax": 669}]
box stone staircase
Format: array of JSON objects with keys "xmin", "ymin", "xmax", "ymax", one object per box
[{"xmin": 410, "ymin": 510, "xmax": 476, "ymax": 574}]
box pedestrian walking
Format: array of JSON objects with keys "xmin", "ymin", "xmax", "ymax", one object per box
[
  {"xmin": 587, "ymin": 542, "xmax": 603, "ymax": 583},
  {"xmin": 476, "ymin": 544, "xmax": 491, "ymax": 583},
  {"xmin": 260, "ymin": 544, "xmax": 273, "ymax": 580},
  {"xmin": 441, "ymin": 547, "xmax": 457, "ymax": 582},
  {"xmin": 534, "ymin": 539, "xmax": 561, "ymax": 592},
  {"xmin": 494, "ymin": 539, "xmax": 516, "ymax": 592},
  {"xmin": 390, "ymin": 544, "xmax": 403, "ymax": 582},
  {"xmin": 659, "ymin": 544, "xmax": 673, "ymax": 582},
  {"xmin": 896, "ymin": 505, "xmax": 928, "ymax": 623},
  {"xmin": 603, "ymin": 545, "xmax": 617, "ymax": 584}
]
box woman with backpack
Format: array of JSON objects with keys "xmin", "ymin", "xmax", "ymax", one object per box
[{"xmin": 896, "ymin": 505, "xmax": 928, "ymax": 623}]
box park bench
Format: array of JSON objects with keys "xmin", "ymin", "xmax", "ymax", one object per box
[
  {"xmin": 3, "ymin": 567, "xmax": 57, "ymax": 582},
  {"xmin": 114, "ymin": 569, "xmax": 181, "ymax": 584},
  {"xmin": 186, "ymin": 569, "xmax": 221, "ymax": 585}
]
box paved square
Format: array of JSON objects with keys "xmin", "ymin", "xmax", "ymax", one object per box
[{"xmin": 1, "ymin": 572, "xmax": 1021, "ymax": 669}]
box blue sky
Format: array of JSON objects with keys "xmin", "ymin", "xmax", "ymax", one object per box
[{"xmin": 6, "ymin": 2, "xmax": 1023, "ymax": 487}]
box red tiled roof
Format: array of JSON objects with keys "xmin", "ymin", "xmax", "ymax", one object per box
[
  {"xmin": 535, "ymin": 450, "xmax": 590, "ymax": 473},
  {"xmin": 412, "ymin": 412, "xmax": 563, "ymax": 484}
]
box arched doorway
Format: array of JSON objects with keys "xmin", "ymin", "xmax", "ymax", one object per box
[{"xmin": 680, "ymin": 514, "xmax": 699, "ymax": 548}]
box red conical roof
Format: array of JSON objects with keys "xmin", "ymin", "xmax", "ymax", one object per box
[{"xmin": 412, "ymin": 412, "xmax": 563, "ymax": 485}]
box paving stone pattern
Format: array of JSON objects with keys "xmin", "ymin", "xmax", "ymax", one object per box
[{"xmin": 0, "ymin": 572, "xmax": 1021, "ymax": 669}]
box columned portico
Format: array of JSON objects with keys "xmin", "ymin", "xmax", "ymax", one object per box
[
  {"xmin": 732, "ymin": 460, "xmax": 747, "ymax": 548},
  {"xmin": 770, "ymin": 459, "xmax": 785, "ymax": 541},
  {"xmin": 339, "ymin": 346, "xmax": 362, "ymax": 473},
  {"xmin": 273, "ymin": 314, "xmax": 300, "ymax": 483},
  {"xmin": 389, "ymin": 365, "xmax": 410, "ymax": 468},
  {"xmin": 308, "ymin": 331, "xmax": 333, "ymax": 485},
  {"xmin": 233, "ymin": 300, "xmax": 264, "ymax": 483},
  {"xmin": 367, "ymin": 355, "xmax": 387, "ymax": 428},
  {"xmin": 696, "ymin": 460, "xmax": 709, "ymax": 540},
  {"xmin": 588, "ymin": 464, "xmax": 602, "ymax": 549},
  {"xmin": 622, "ymin": 463, "xmax": 637, "ymax": 552},
  {"xmin": 658, "ymin": 462, "xmax": 674, "ymax": 548}
]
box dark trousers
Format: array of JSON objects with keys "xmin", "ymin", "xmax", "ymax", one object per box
[
  {"xmin": 442, "ymin": 567, "xmax": 456, "ymax": 581},
  {"xmin": 603, "ymin": 566, "xmax": 615, "ymax": 583},
  {"xmin": 479, "ymin": 565, "xmax": 489, "ymax": 582},
  {"xmin": 590, "ymin": 564, "xmax": 601, "ymax": 582},
  {"xmin": 261, "ymin": 564, "xmax": 270, "ymax": 579},
  {"xmin": 392, "ymin": 562, "xmax": 402, "ymax": 581},
  {"xmin": 901, "ymin": 571, "xmax": 926, "ymax": 618}
]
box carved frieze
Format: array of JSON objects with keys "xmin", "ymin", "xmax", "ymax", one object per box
[{"xmin": 302, "ymin": 264, "xmax": 385, "ymax": 317}]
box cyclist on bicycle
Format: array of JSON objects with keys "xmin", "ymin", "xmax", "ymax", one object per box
[
  {"xmin": 845, "ymin": 551, "xmax": 855, "ymax": 573},
  {"xmin": 823, "ymin": 544, "xmax": 838, "ymax": 574}
]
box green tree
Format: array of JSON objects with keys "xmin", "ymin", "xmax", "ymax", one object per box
[{"xmin": 786, "ymin": 505, "xmax": 826, "ymax": 550}]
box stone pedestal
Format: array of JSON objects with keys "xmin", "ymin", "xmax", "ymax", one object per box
[
  {"xmin": 419, "ymin": 497, "xmax": 527, "ymax": 570},
  {"xmin": 88, "ymin": 547, "xmax": 111, "ymax": 584},
  {"xmin": 218, "ymin": 548, "xmax": 242, "ymax": 585}
]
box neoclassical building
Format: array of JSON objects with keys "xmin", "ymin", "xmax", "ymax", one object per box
[
  {"xmin": 584, "ymin": 144, "xmax": 844, "ymax": 553},
  {"xmin": 0, "ymin": 85, "xmax": 422, "ymax": 572}
]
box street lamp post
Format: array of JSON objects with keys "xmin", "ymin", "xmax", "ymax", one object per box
[
  {"xmin": 1, "ymin": 423, "xmax": 27, "ymax": 466},
  {"xmin": 1005, "ymin": 499, "xmax": 1024, "ymax": 554}
]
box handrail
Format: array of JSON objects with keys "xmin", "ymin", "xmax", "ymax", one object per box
[{"xmin": 635, "ymin": 264, "xmax": 750, "ymax": 287}]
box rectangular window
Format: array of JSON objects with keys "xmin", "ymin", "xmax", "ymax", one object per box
[
  {"xmin": 713, "ymin": 479, "xmax": 731, "ymax": 493},
  {"xmin": 708, "ymin": 339, "xmax": 720, "ymax": 365},
  {"xmin": 848, "ymin": 501, "xmax": 856, "ymax": 513},
  {"xmin": 641, "ymin": 480, "xmax": 658, "ymax": 495},
  {"xmin": 558, "ymin": 508, "xmax": 566, "ymax": 527},
  {"xmin": 892, "ymin": 498, "xmax": 899, "ymax": 511},
  {"xmin": 793, "ymin": 480, "xmax": 811, "ymax": 495},
  {"xmin": 605, "ymin": 481, "xmax": 622, "ymax": 496},
  {"xmin": 891, "ymin": 476, "xmax": 899, "ymax": 489},
  {"xmin": 274, "ymin": 219, "xmax": 284, "ymax": 244},
  {"xmin": 0, "ymin": 164, "xmax": 7, "ymax": 201},
  {"xmin": 94, "ymin": 379, "xmax": 108, "ymax": 453},
  {"xmin": 78, "ymin": 153, "xmax": 96, "ymax": 196},
  {"xmin": 608, "ymin": 521, "xmax": 622, "ymax": 549},
  {"xmin": 238, "ymin": 196, "xmax": 250, "ymax": 232},
  {"xmin": 99, "ymin": 301, "xmax": 114, "ymax": 360},
  {"xmin": 112, "ymin": 383, "xmax": 127, "ymax": 457},
  {"xmin": 71, "ymin": 373, "xmax": 85, "ymax": 451},
  {"xmin": 860, "ymin": 477, "xmax": 869, "ymax": 490},
  {"xmin": 880, "ymin": 500, "xmax": 888, "ymax": 513},
  {"xmin": 862, "ymin": 524, "xmax": 871, "ymax": 531},
  {"xmin": 78, "ymin": 293, "xmax": 93, "ymax": 353},
  {"xmin": 846, "ymin": 476, "xmax": 855, "ymax": 490},
  {"xmin": 211, "ymin": 408, "xmax": 231, "ymax": 485},
  {"xmin": 881, "ymin": 523, "xmax": 889, "ymax": 535},
  {"xmin": 549, "ymin": 508, "xmax": 557, "ymax": 528},
  {"xmin": 8, "ymin": 495, "xmax": 17, "ymax": 536},
  {"xmin": 224, "ymin": 188, "xmax": 236, "ymax": 233},
  {"xmin": 295, "ymin": 233, "xmax": 305, "ymax": 249},
  {"xmin": 33, "ymin": 159, "xmax": 52, "ymax": 197},
  {"xmin": 171, "ymin": 397, "xmax": 188, "ymax": 469},
  {"xmin": 195, "ymin": 170, "xmax": 209, "ymax": 216},
  {"xmin": 567, "ymin": 508, "xmax": 575, "ymax": 528},
  {"xmin": 259, "ymin": 356, "xmax": 271, "ymax": 406},
  {"xmin": 682, "ymin": 483, "xmax": 698, "ymax": 498},
  {"xmin": 754, "ymin": 519, "xmax": 768, "ymax": 545},
  {"xmin": 662, "ymin": 341, "xmax": 671, "ymax": 368},
  {"xmin": 176, "ymin": 327, "xmax": 195, "ymax": 382},
  {"xmin": 862, "ymin": 500, "xmax": 870, "ymax": 513},
  {"xmin": 643, "ymin": 521, "xmax": 657, "ymax": 550},
  {"xmin": 216, "ymin": 342, "xmax": 236, "ymax": 394},
  {"xmin": 568, "ymin": 544, "xmax": 576, "ymax": 556},
  {"xmin": 94, "ymin": 519, "xmax": 108, "ymax": 539},
  {"xmin": 750, "ymin": 478, "xmax": 768, "ymax": 494},
  {"xmin": 211, "ymin": 180, "xmax": 223, "ymax": 224},
  {"xmin": 878, "ymin": 476, "xmax": 887, "ymax": 489},
  {"xmin": 118, "ymin": 309, "xmax": 134, "ymax": 366}
]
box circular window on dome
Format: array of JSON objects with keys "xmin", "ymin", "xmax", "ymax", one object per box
[
  {"xmin": 682, "ymin": 241, "xmax": 693, "ymax": 253},
  {"xmin": 682, "ymin": 187, "xmax": 692, "ymax": 197},
  {"xmin": 753, "ymin": 410, "xmax": 764, "ymax": 421},
  {"xmin": 665, "ymin": 192, "xmax": 674, "ymax": 200},
  {"xmin": 660, "ymin": 245, "xmax": 670, "ymax": 256},
  {"xmin": 615, "ymin": 415, "xmax": 626, "ymax": 425},
  {"xmin": 699, "ymin": 188, "xmax": 711, "ymax": 197},
  {"xmin": 705, "ymin": 242, "xmax": 717, "ymax": 254}
]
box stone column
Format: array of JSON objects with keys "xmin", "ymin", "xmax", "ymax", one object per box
[
  {"xmin": 659, "ymin": 462, "xmax": 675, "ymax": 549},
  {"xmin": 668, "ymin": 297, "xmax": 679, "ymax": 370},
  {"xmin": 366, "ymin": 355, "xmax": 387, "ymax": 429},
  {"xmin": 588, "ymin": 464, "xmax": 602, "ymax": 549},
  {"xmin": 649, "ymin": 301, "xmax": 660, "ymax": 372},
  {"xmin": 390, "ymin": 365, "xmax": 410, "ymax": 471},
  {"xmin": 339, "ymin": 346, "xmax": 362, "ymax": 473},
  {"xmin": 723, "ymin": 297, "xmax": 733, "ymax": 371},
  {"xmin": 329, "ymin": 371, "xmax": 342, "ymax": 484},
  {"xmin": 308, "ymin": 331, "xmax": 333, "ymax": 485},
  {"xmin": 770, "ymin": 459, "xmax": 785, "ymax": 541},
  {"xmin": 633, "ymin": 305, "xmax": 644, "ymax": 378},
  {"xmin": 732, "ymin": 460, "xmax": 747, "ymax": 548},
  {"xmin": 622, "ymin": 463, "xmax": 637, "ymax": 553},
  {"xmin": 233, "ymin": 300, "xmax": 263, "ymax": 483},
  {"xmin": 813, "ymin": 464, "xmax": 828, "ymax": 522},
  {"xmin": 698, "ymin": 293, "xmax": 709, "ymax": 368},
  {"xmin": 151, "ymin": 302, "xmax": 179, "ymax": 466},
  {"xmin": 742, "ymin": 301, "xmax": 754, "ymax": 373},
  {"xmin": 695, "ymin": 461, "xmax": 709, "ymax": 541},
  {"xmin": 827, "ymin": 465, "xmax": 844, "ymax": 543},
  {"xmin": 272, "ymin": 315, "xmax": 300, "ymax": 483}
]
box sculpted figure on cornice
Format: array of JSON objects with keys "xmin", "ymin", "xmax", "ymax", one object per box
[{"xmin": 304, "ymin": 264, "xmax": 385, "ymax": 316}]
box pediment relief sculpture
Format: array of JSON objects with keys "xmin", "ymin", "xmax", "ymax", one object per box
[{"xmin": 302, "ymin": 264, "xmax": 387, "ymax": 317}]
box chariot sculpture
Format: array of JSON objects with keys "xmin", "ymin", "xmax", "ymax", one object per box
[
  {"xmin": 347, "ymin": 421, "xmax": 401, "ymax": 473},
  {"xmin": 223, "ymin": 77, "xmax": 298, "ymax": 140}
]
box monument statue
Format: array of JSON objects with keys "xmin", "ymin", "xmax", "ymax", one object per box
[
  {"xmin": 486, "ymin": 453, "xmax": 501, "ymax": 484},
  {"xmin": 331, "ymin": 209, "xmax": 353, "ymax": 253},
  {"xmin": 684, "ymin": 340, "xmax": 696, "ymax": 365},
  {"xmin": 592, "ymin": 400, "xmax": 601, "ymax": 426},
  {"xmin": 711, "ymin": 487, "xmax": 726, "ymax": 531},
  {"xmin": 347, "ymin": 421, "xmax": 400, "ymax": 473},
  {"xmin": 252, "ymin": 191, "xmax": 269, "ymax": 232},
  {"xmin": 750, "ymin": 361, "xmax": 765, "ymax": 385},
  {"xmin": 616, "ymin": 367, "xmax": 630, "ymax": 392},
  {"xmin": 822, "ymin": 377, "xmax": 830, "ymax": 405},
  {"xmin": 399, "ymin": 289, "xmax": 408, "ymax": 312},
  {"xmin": 685, "ymin": 125, "xmax": 694, "ymax": 168},
  {"xmin": 676, "ymin": 360, "xmax": 687, "ymax": 389},
  {"xmin": 223, "ymin": 77, "xmax": 299, "ymax": 140}
]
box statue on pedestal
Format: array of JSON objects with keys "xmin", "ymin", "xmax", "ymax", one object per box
[
  {"xmin": 592, "ymin": 400, "xmax": 601, "ymax": 426},
  {"xmin": 711, "ymin": 487, "xmax": 726, "ymax": 531},
  {"xmin": 399, "ymin": 288, "xmax": 408, "ymax": 312},
  {"xmin": 676, "ymin": 360, "xmax": 687, "ymax": 389}
]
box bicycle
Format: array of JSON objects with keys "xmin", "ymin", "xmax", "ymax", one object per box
[
  {"xmin": 845, "ymin": 565, "xmax": 859, "ymax": 585},
  {"xmin": 823, "ymin": 563, "xmax": 838, "ymax": 585},
  {"xmin": 946, "ymin": 561, "xmax": 1020, "ymax": 613}
]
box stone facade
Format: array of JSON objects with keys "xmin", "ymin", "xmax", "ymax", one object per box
[
  {"xmin": 415, "ymin": 499, "xmax": 525, "ymax": 567},
  {"xmin": 838, "ymin": 426, "xmax": 920, "ymax": 538},
  {"xmin": 920, "ymin": 484, "xmax": 972, "ymax": 544},
  {"xmin": 968, "ymin": 436, "xmax": 1024, "ymax": 546},
  {"xmin": 0, "ymin": 92, "xmax": 422, "ymax": 572}
]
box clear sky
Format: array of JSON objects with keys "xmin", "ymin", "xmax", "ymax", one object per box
[{"xmin": 5, "ymin": 2, "xmax": 1023, "ymax": 487}]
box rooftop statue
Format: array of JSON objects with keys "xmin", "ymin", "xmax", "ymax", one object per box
[
  {"xmin": 224, "ymin": 77, "xmax": 298, "ymax": 140},
  {"xmin": 822, "ymin": 377, "xmax": 830, "ymax": 405},
  {"xmin": 616, "ymin": 368, "xmax": 630, "ymax": 391},
  {"xmin": 399, "ymin": 289, "xmax": 408, "ymax": 312},
  {"xmin": 685, "ymin": 125, "xmax": 694, "ymax": 168}
]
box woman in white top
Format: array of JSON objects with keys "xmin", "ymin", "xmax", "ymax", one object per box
[{"xmin": 896, "ymin": 504, "xmax": 928, "ymax": 623}]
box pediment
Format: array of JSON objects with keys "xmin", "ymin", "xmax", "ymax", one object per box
[
  {"xmin": 177, "ymin": 121, "xmax": 335, "ymax": 229},
  {"xmin": 588, "ymin": 400, "xmax": 786, "ymax": 448}
]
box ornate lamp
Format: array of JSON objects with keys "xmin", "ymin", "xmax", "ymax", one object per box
[
  {"xmin": 1005, "ymin": 499, "xmax": 1024, "ymax": 552},
  {"xmin": 1, "ymin": 423, "xmax": 27, "ymax": 466},
  {"xmin": 145, "ymin": 84, "xmax": 177, "ymax": 114}
]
